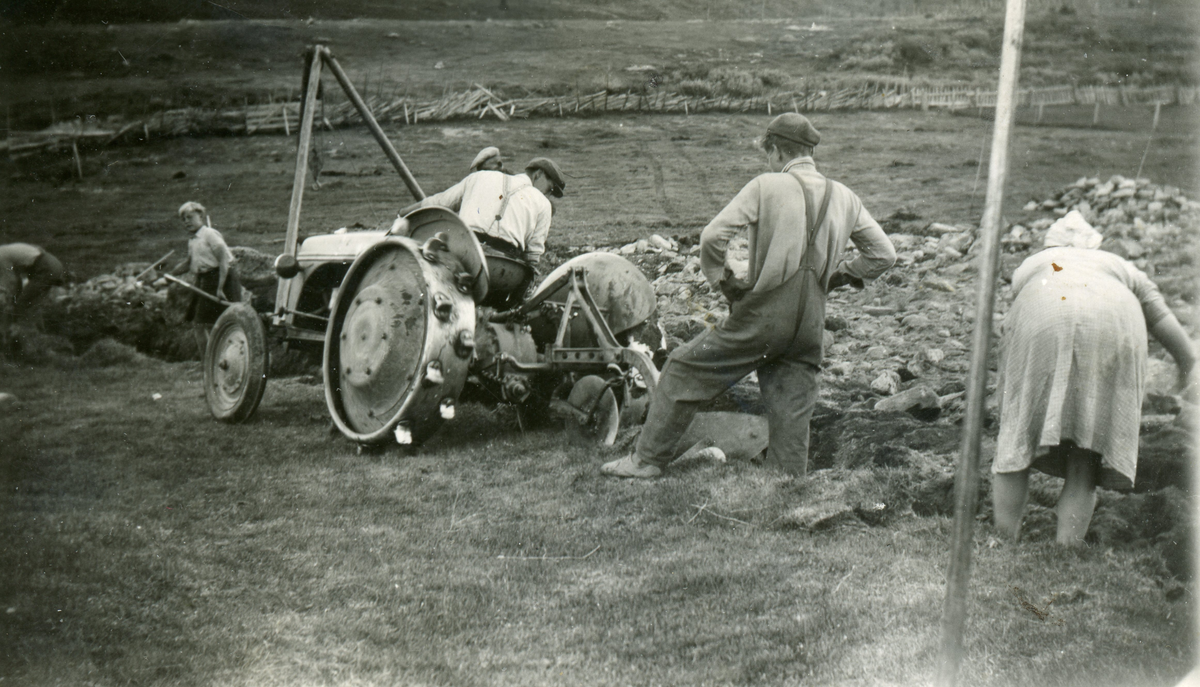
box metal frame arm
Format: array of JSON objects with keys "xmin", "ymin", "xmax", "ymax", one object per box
[{"xmin": 322, "ymin": 50, "xmax": 425, "ymax": 202}]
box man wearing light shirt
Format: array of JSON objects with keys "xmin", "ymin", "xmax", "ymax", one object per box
[
  {"xmin": 603, "ymin": 113, "xmax": 896, "ymax": 479},
  {"xmin": 404, "ymin": 157, "xmax": 565, "ymax": 266}
]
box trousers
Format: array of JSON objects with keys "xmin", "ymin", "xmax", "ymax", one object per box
[{"xmin": 634, "ymin": 266, "xmax": 824, "ymax": 475}]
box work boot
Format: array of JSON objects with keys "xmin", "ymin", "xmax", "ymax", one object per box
[
  {"xmin": 755, "ymin": 448, "xmax": 807, "ymax": 477},
  {"xmin": 600, "ymin": 454, "xmax": 662, "ymax": 479}
]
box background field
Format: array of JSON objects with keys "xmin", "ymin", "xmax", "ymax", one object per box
[
  {"xmin": 3, "ymin": 2, "xmax": 1197, "ymax": 130},
  {"xmin": 2, "ymin": 4, "xmax": 1199, "ymax": 687}
]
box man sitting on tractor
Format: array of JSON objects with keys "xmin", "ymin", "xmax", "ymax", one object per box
[
  {"xmin": 400, "ymin": 157, "xmax": 566, "ymax": 268},
  {"xmin": 468, "ymin": 146, "xmax": 507, "ymax": 174}
]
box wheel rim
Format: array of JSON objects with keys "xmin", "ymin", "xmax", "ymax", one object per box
[
  {"xmin": 210, "ymin": 326, "xmax": 250, "ymax": 414},
  {"xmin": 334, "ymin": 247, "xmax": 428, "ymax": 434}
]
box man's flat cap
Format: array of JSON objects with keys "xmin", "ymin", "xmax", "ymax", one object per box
[
  {"xmin": 469, "ymin": 146, "xmax": 501, "ymax": 172},
  {"xmin": 766, "ymin": 113, "xmax": 821, "ymax": 147},
  {"xmin": 525, "ymin": 157, "xmax": 566, "ymax": 198}
]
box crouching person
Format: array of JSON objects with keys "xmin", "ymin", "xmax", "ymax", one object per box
[
  {"xmin": 602, "ymin": 114, "xmax": 896, "ymax": 479},
  {"xmin": 0, "ymin": 242, "xmax": 67, "ymax": 357}
]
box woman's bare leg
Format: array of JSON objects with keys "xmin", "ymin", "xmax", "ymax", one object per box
[
  {"xmin": 992, "ymin": 469, "xmax": 1030, "ymax": 541},
  {"xmin": 1056, "ymin": 447, "xmax": 1099, "ymax": 546},
  {"xmin": 193, "ymin": 325, "xmax": 209, "ymax": 360}
]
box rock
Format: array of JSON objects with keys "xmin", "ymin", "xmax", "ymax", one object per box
[
  {"xmin": 779, "ymin": 501, "xmax": 860, "ymax": 531},
  {"xmin": 823, "ymin": 329, "xmax": 835, "ymax": 349},
  {"xmin": 0, "ymin": 392, "xmax": 18, "ymax": 407},
  {"xmin": 899, "ymin": 360, "xmax": 924, "ymax": 380},
  {"xmin": 923, "ymin": 348, "xmax": 945, "ymax": 364},
  {"xmin": 648, "ymin": 234, "xmax": 674, "ymax": 251},
  {"xmin": 828, "ymin": 343, "xmax": 852, "ymax": 357},
  {"xmin": 827, "ymin": 361, "xmax": 853, "ymax": 376},
  {"xmin": 825, "ymin": 315, "xmax": 849, "ymax": 331},
  {"xmin": 900, "ymin": 313, "xmax": 930, "ymax": 329},
  {"xmin": 1144, "ymin": 392, "xmax": 1182, "ymax": 416},
  {"xmin": 887, "ymin": 233, "xmax": 921, "ymax": 250},
  {"xmin": 940, "ymin": 246, "xmax": 963, "ymax": 259},
  {"xmin": 863, "ymin": 305, "xmax": 897, "ymax": 317},
  {"xmin": 870, "ymin": 370, "xmax": 901, "ymax": 395},
  {"xmin": 925, "ymin": 222, "xmax": 960, "ymax": 235},
  {"xmin": 692, "ymin": 446, "xmax": 727, "ymax": 463},
  {"xmin": 923, "ymin": 277, "xmax": 956, "ymax": 293},
  {"xmin": 1101, "ymin": 237, "xmax": 1144, "ymax": 260},
  {"xmin": 874, "ymin": 385, "xmax": 941, "ymax": 419},
  {"xmin": 619, "ymin": 242, "xmax": 637, "ymax": 255},
  {"xmin": 866, "ymin": 345, "xmax": 890, "ymax": 360},
  {"xmin": 671, "ymin": 411, "xmax": 768, "ymax": 462}
]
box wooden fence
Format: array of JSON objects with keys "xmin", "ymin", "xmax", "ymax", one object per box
[{"xmin": 3, "ymin": 80, "xmax": 1196, "ymax": 157}]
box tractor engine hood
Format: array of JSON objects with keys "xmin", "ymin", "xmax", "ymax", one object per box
[{"xmin": 297, "ymin": 230, "xmax": 390, "ymax": 263}]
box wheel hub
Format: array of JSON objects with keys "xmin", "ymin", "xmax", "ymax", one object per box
[{"xmin": 212, "ymin": 329, "xmax": 249, "ymax": 409}]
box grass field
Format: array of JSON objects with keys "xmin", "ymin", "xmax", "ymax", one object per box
[
  {"xmin": 3, "ymin": 8, "xmax": 1197, "ymax": 130},
  {"xmin": 1, "ymin": 361, "xmax": 1192, "ymax": 686},
  {"xmin": 2, "ymin": 106, "xmax": 1196, "ymax": 279}
]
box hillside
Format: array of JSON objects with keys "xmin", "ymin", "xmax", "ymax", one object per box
[{"xmin": 2, "ymin": 8, "xmax": 1196, "ymax": 134}]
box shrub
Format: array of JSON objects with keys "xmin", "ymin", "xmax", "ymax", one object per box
[
  {"xmin": 894, "ymin": 39, "xmax": 935, "ymax": 67},
  {"xmin": 709, "ymin": 66, "xmax": 762, "ymax": 97},
  {"xmin": 756, "ymin": 68, "xmax": 793, "ymax": 89},
  {"xmin": 675, "ymin": 79, "xmax": 716, "ymax": 97},
  {"xmin": 953, "ymin": 28, "xmax": 992, "ymax": 50}
]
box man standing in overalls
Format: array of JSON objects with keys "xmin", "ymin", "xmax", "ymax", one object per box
[{"xmin": 602, "ymin": 113, "xmax": 897, "ymax": 478}]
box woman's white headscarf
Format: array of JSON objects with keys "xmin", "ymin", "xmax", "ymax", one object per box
[{"xmin": 1043, "ymin": 210, "xmax": 1103, "ymax": 249}]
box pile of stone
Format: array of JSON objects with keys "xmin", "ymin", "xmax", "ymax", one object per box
[
  {"xmin": 1024, "ymin": 174, "xmax": 1192, "ymax": 225},
  {"xmin": 586, "ymin": 233, "xmax": 739, "ymax": 346},
  {"xmin": 41, "ymin": 246, "xmax": 276, "ymax": 361},
  {"xmin": 1015, "ymin": 175, "xmax": 1199, "ymax": 293},
  {"xmin": 574, "ymin": 175, "xmax": 1195, "ymax": 430}
]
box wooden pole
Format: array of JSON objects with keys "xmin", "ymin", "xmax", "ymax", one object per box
[
  {"xmin": 164, "ymin": 274, "xmax": 233, "ymax": 307},
  {"xmin": 1191, "ymin": 391, "xmax": 1200, "ymax": 685},
  {"xmin": 322, "ymin": 49, "xmax": 425, "ymax": 202},
  {"xmin": 135, "ymin": 250, "xmax": 175, "ymax": 281},
  {"xmin": 935, "ymin": 0, "xmax": 1026, "ymax": 683},
  {"xmin": 71, "ymin": 139, "xmax": 84, "ymax": 180},
  {"xmin": 1135, "ymin": 101, "xmax": 1162, "ymax": 181},
  {"xmin": 275, "ymin": 45, "xmax": 325, "ymax": 319}
]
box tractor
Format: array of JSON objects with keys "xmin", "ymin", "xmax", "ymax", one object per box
[{"xmin": 201, "ymin": 45, "xmax": 661, "ymax": 448}]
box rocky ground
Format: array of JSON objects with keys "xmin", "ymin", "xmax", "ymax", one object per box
[
  {"xmin": 584, "ymin": 174, "xmax": 1197, "ymax": 566},
  {"xmin": 9, "ymin": 174, "xmax": 1197, "ymax": 572}
]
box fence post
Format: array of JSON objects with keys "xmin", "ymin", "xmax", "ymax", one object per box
[{"xmin": 72, "ymin": 139, "xmax": 84, "ymax": 179}]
